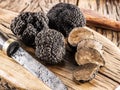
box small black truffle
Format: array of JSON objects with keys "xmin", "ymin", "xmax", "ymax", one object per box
[
  {"xmin": 10, "ymin": 12, "xmax": 48, "ymax": 46},
  {"xmin": 47, "ymin": 3, "xmax": 86, "ymax": 37},
  {"xmin": 35, "ymin": 29, "xmax": 65, "ymax": 64}
]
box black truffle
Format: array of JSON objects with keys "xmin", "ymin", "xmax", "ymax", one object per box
[
  {"xmin": 10, "ymin": 12, "xmax": 48, "ymax": 46},
  {"xmin": 35, "ymin": 29, "xmax": 65, "ymax": 64},
  {"xmin": 47, "ymin": 3, "xmax": 86, "ymax": 37}
]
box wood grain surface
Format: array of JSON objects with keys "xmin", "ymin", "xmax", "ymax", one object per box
[
  {"xmin": 0, "ymin": 51, "xmax": 51, "ymax": 90},
  {"xmin": 0, "ymin": 0, "xmax": 120, "ymax": 90}
]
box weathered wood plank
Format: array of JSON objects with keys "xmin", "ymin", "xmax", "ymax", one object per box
[
  {"xmin": 0, "ymin": 0, "xmax": 78, "ymax": 13},
  {"xmin": 0, "ymin": 7, "xmax": 120, "ymax": 90},
  {"xmin": 78, "ymin": 0, "xmax": 120, "ymax": 21},
  {"xmin": 78, "ymin": 0, "xmax": 120, "ymax": 47},
  {"xmin": 0, "ymin": 51, "xmax": 51, "ymax": 90},
  {"xmin": 48, "ymin": 65, "xmax": 119, "ymax": 90},
  {"xmin": 80, "ymin": 8, "xmax": 120, "ymax": 31}
]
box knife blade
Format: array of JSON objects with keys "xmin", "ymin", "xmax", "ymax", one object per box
[{"xmin": 0, "ymin": 31, "xmax": 67, "ymax": 90}]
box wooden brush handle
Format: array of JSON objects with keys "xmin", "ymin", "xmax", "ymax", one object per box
[
  {"xmin": 0, "ymin": 31, "xmax": 19, "ymax": 56},
  {"xmin": 81, "ymin": 8, "xmax": 120, "ymax": 31}
]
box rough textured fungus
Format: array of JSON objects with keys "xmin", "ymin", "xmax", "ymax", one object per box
[
  {"xmin": 10, "ymin": 12, "xmax": 48, "ymax": 46},
  {"xmin": 47, "ymin": 3, "xmax": 86, "ymax": 37},
  {"xmin": 35, "ymin": 29, "xmax": 65, "ymax": 64}
]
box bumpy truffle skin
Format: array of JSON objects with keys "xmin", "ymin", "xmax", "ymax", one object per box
[
  {"xmin": 47, "ymin": 3, "xmax": 86, "ymax": 37},
  {"xmin": 35, "ymin": 29, "xmax": 65, "ymax": 64},
  {"xmin": 10, "ymin": 12, "xmax": 48, "ymax": 46}
]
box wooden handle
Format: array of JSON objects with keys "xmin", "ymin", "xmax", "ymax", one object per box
[
  {"xmin": 0, "ymin": 31, "xmax": 19, "ymax": 56},
  {"xmin": 81, "ymin": 8, "xmax": 120, "ymax": 31}
]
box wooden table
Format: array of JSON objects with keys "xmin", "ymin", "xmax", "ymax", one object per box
[{"xmin": 0, "ymin": 0, "xmax": 120, "ymax": 90}]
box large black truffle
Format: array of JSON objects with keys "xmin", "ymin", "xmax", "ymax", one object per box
[
  {"xmin": 47, "ymin": 3, "xmax": 86, "ymax": 37},
  {"xmin": 35, "ymin": 29, "xmax": 65, "ymax": 64},
  {"xmin": 10, "ymin": 12, "xmax": 48, "ymax": 46}
]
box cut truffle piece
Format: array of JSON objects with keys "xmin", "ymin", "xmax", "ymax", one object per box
[
  {"xmin": 73, "ymin": 63, "xmax": 99, "ymax": 83},
  {"xmin": 35, "ymin": 29, "xmax": 65, "ymax": 64},
  {"xmin": 77, "ymin": 39, "xmax": 103, "ymax": 54},
  {"xmin": 68, "ymin": 27, "xmax": 94, "ymax": 47},
  {"xmin": 10, "ymin": 12, "xmax": 49, "ymax": 46},
  {"xmin": 75, "ymin": 47, "xmax": 105, "ymax": 66},
  {"xmin": 47, "ymin": 3, "xmax": 86, "ymax": 37},
  {"xmin": 75, "ymin": 39, "xmax": 105, "ymax": 66}
]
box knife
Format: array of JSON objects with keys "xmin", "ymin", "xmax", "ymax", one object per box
[{"xmin": 0, "ymin": 31, "xmax": 67, "ymax": 90}]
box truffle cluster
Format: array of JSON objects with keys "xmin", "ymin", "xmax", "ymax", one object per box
[
  {"xmin": 68, "ymin": 27, "xmax": 105, "ymax": 83},
  {"xmin": 10, "ymin": 3, "xmax": 86, "ymax": 64},
  {"xmin": 47, "ymin": 3, "xmax": 86, "ymax": 37},
  {"xmin": 10, "ymin": 12, "xmax": 48, "ymax": 46},
  {"xmin": 35, "ymin": 29, "xmax": 65, "ymax": 64}
]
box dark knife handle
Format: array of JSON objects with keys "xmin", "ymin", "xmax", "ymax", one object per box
[{"xmin": 0, "ymin": 31, "xmax": 19, "ymax": 56}]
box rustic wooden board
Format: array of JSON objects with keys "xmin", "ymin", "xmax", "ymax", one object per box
[
  {"xmin": 78, "ymin": 0, "xmax": 120, "ymax": 48},
  {"xmin": 0, "ymin": 51, "xmax": 51, "ymax": 90},
  {"xmin": 0, "ymin": 0, "xmax": 120, "ymax": 90},
  {"xmin": 0, "ymin": 6, "xmax": 120, "ymax": 90}
]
